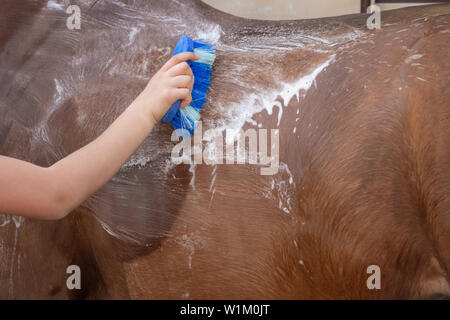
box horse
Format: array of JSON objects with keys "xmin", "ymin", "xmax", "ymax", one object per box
[{"xmin": 0, "ymin": 0, "xmax": 449, "ymax": 299}]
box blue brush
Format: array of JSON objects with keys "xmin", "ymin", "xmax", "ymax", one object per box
[{"xmin": 162, "ymin": 35, "xmax": 216, "ymax": 137}]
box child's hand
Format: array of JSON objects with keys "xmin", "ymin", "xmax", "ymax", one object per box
[
  {"xmin": 136, "ymin": 52, "xmax": 199, "ymax": 124},
  {"xmin": 0, "ymin": 53, "xmax": 200, "ymax": 220}
]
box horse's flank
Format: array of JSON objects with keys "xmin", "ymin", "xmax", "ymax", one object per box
[{"xmin": 0, "ymin": 0, "xmax": 449, "ymax": 299}]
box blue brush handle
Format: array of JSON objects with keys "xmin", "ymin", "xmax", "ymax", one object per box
[{"xmin": 162, "ymin": 35, "xmax": 194, "ymax": 123}]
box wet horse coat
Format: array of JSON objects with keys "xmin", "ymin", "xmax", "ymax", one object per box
[{"xmin": 0, "ymin": 0, "xmax": 449, "ymax": 299}]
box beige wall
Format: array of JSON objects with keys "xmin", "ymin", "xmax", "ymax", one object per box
[
  {"xmin": 202, "ymin": 0, "xmax": 361, "ymax": 20},
  {"xmin": 378, "ymin": 3, "xmax": 440, "ymax": 11}
]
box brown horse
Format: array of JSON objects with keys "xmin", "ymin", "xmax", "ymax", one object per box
[{"xmin": 0, "ymin": 0, "xmax": 449, "ymax": 299}]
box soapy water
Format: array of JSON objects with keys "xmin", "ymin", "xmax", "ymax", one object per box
[
  {"xmin": 33, "ymin": 0, "xmax": 365, "ymax": 173},
  {"xmin": 0, "ymin": 214, "xmax": 23, "ymax": 297},
  {"xmin": 72, "ymin": 0, "xmax": 365, "ymax": 242},
  {"xmin": 116, "ymin": 16, "xmax": 360, "ymax": 172},
  {"xmin": 1, "ymin": 0, "xmax": 368, "ymax": 244}
]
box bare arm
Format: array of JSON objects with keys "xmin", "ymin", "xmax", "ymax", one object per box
[{"xmin": 0, "ymin": 52, "xmax": 198, "ymax": 220}]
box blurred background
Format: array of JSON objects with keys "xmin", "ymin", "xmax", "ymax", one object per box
[
  {"xmin": 202, "ymin": 0, "xmax": 444, "ymax": 20},
  {"xmin": 203, "ymin": 0, "xmax": 360, "ymax": 20}
]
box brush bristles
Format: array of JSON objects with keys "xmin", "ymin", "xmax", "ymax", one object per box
[
  {"xmin": 194, "ymin": 49, "xmax": 216, "ymax": 66},
  {"xmin": 181, "ymin": 105, "xmax": 201, "ymax": 121},
  {"xmin": 193, "ymin": 42, "xmax": 216, "ymax": 63},
  {"xmin": 172, "ymin": 111, "xmax": 195, "ymax": 137},
  {"xmin": 172, "ymin": 40, "xmax": 215, "ymax": 137}
]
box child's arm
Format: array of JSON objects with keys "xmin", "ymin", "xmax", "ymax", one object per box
[{"xmin": 0, "ymin": 52, "xmax": 198, "ymax": 220}]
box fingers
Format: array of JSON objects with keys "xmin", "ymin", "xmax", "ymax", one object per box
[
  {"xmin": 180, "ymin": 97, "xmax": 192, "ymax": 108},
  {"xmin": 167, "ymin": 61, "xmax": 194, "ymax": 78},
  {"xmin": 156, "ymin": 53, "xmax": 197, "ymax": 111},
  {"xmin": 161, "ymin": 52, "xmax": 199, "ymax": 72},
  {"xmin": 170, "ymin": 73, "xmax": 194, "ymax": 109},
  {"xmin": 173, "ymin": 88, "xmax": 190, "ymax": 100},
  {"xmin": 173, "ymin": 88, "xmax": 191, "ymax": 108},
  {"xmin": 171, "ymin": 75, "xmax": 194, "ymax": 90}
]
